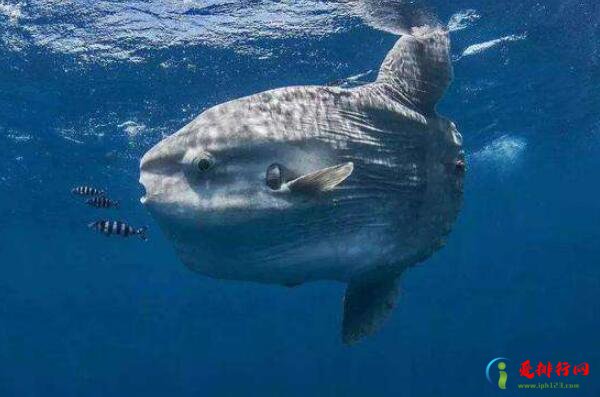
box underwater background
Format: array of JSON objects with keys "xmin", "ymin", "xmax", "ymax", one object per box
[{"xmin": 0, "ymin": 0, "xmax": 598, "ymax": 395}]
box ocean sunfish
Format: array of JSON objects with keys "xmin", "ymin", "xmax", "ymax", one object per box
[{"xmin": 139, "ymin": 26, "xmax": 465, "ymax": 344}]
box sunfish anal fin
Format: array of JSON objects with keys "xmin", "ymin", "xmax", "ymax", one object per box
[
  {"xmin": 342, "ymin": 267, "xmax": 403, "ymax": 345},
  {"xmin": 285, "ymin": 162, "xmax": 353, "ymax": 194}
]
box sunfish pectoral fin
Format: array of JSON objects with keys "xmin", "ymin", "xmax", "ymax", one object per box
[
  {"xmin": 285, "ymin": 162, "xmax": 353, "ymax": 194},
  {"xmin": 341, "ymin": 267, "xmax": 403, "ymax": 345}
]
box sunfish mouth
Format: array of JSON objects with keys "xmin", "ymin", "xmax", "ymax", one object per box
[{"xmin": 138, "ymin": 175, "xmax": 150, "ymax": 206}]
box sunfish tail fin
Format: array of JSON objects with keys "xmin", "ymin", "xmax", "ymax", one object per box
[
  {"xmin": 341, "ymin": 266, "xmax": 406, "ymax": 345},
  {"xmin": 376, "ymin": 25, "xmax": 452, "ymax": 114}
]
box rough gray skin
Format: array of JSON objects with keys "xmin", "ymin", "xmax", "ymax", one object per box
[{"xmin": 139, "ymin": 26, "xmax": 464, "ymax": 344}]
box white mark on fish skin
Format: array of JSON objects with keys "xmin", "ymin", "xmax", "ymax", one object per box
[
  {"xmin": 447, "ymin": 9, "xmax": 480, "ymax": 32},
  {"xmin": 359, "ymin": 156, "xmax": 396, "ymax": 167},
  {"xmin": 459, "ymin": 33, "xmax": 527, "ymax": 59},
  {"xmin": 329, "ymin": 69, "xmax": 376, "ymax": 88}
]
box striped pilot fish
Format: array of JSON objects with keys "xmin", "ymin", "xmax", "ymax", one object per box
[
  {"xmin": 72, "ymin": 186, "xmax": 105, "ymax": 196},
  {"xmin": 86, "ymin": 196, "xmax": 119, "ymax": 209},
  {"xmin": 88, "ymin": 220, "xmax": 148, "ymax": 241}
]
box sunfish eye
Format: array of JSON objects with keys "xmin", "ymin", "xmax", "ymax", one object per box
[
  {"xmin": 193, "ymin": 154, "xmax": 214, "ymax": 172},
  {"xmin": 266, "ymin": 163, "xmax": 284, "ymax": 190}
]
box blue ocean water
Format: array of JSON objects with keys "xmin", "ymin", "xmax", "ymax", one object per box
[{"xmin": 1, "ymin": 0, "xmax": 598, "ymax": 395}]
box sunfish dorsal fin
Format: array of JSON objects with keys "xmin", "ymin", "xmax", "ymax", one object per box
[
  {"xmin": 285, "ymin": 162, "xmax": 353, "ymax": 194},
  {"xmin": 376, "ymin": 26, "xmax": 452, "ymax": 114}
]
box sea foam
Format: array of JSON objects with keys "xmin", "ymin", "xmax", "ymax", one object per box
[
  {"xmin": 447, "ymin": 9, "xmax": 480, "ymax": 32},
  {"xmin": 461, "ymin": 34, "xmax": 527, "ymax": 58},
  {"xmin": 471, "ymin": 135, "xmax": 527, "ymax": 173}
]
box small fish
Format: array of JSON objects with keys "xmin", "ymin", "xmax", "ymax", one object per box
[
  {"xmin": 72, "ymin": 186, "xmax": 105, "ymax": 196},
  {"xmin": 86, "ymin": 196, "xmax": 118, "ymax": 209},
  {"xmin": 88, "ymin": 220, "xmax": 148, "ymax": 241}
]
